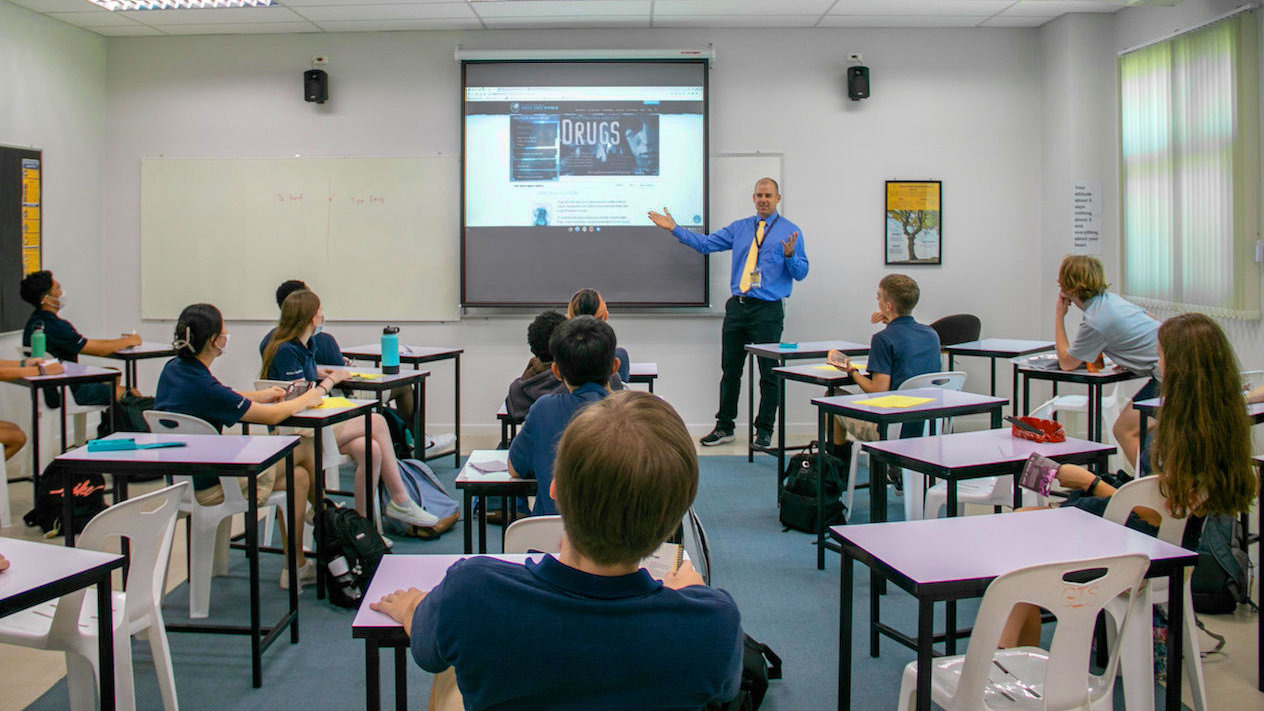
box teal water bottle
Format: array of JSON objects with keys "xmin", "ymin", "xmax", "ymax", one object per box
[
  {"xmin": 30, "ymin": 324, "xmax": 46, "ymax": 359},
  {"xmin": 381, "ymin": 326, "xmax": 400, "ymax": 374}
]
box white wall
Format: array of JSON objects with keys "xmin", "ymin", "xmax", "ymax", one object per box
[
  {"xmin": 0, "ymin": 0, "xmax": 106, "ymax": 475},
  {"xmin": 102, "ymin": 27, "xmax": 1046, "ymax": 436}
]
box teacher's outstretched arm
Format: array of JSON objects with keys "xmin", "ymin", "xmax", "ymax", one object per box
[{"xmin": 648, "ymin": 206, "xmax": 738, "ymax": 255}]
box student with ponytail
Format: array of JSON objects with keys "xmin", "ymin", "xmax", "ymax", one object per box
[
  {"xmin": 566, "ymin": 288, "xmax": 631, "ymax": 384},
  {"xmin": 260, "ymin": 291, "xmax": 439, "ymax": 532}
]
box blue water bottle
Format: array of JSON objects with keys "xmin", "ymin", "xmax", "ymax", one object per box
[{"xmin": 381, "ymin": 326, "xmax": 400, "ymax": 374}]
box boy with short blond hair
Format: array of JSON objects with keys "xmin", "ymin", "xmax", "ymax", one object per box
[{"xmin": 371, "ymin": 390, "xmax": 744, "ymax": 710}]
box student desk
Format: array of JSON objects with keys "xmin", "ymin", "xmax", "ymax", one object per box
[
  {"xmin": 270, "ymin": 397, "xmax": 378, "ymax": 600},
  {"xmin": 55, "ymin": 433, "xmax": 301, "ymax": 689},
  {"xmin": 2, "ymin": 363, "xmax": 120, "ymax": 489},
  {"xmin": 454, "ymin": 450, "xmax": 536, "ymax": 554},
  {"xmin": 1014, "ymin": 358, "xmax": 1142, "ymax": 443},
  {"xmin": 746, "ymin": 340, "xmax": 870, "ymax": 465},
  {"xmin": 772, "ymin": 362, "xmax": 858, "ymax": 494},
  {"xmin": 94, "ymin": 342, "xmax": 175, "ymax": 391},
  {"xmin": 338, "ymin": 368, "xmax": 430, "ymax": 459},
  {"xmin": 342, "ymin": 344, "xmax": 463, "ymax": 465},
  {"xmin": 495, "ymin": 403, "xmax": 520, "ymax": 449},
  {"xmin": 0, "ymin": 538, "xmax": 125, "ymax": 711},
  {"xmin": 628, "ymin": 361, "xmax": 658, "ymax": 392},
  {"xmin": 352, "ymin": 553, "xmax": 536, "ymax": 711},
  {"xmin": 833, "ymin": 508, "xmax": 1199, "ymax": 711},
  {"xmin": 942, "ymin": 338, "xmax": 1054, "ymax": 407},
  {"xmin": 810, "ymin": 389, "xmax": 1007, "ymax": 570}
]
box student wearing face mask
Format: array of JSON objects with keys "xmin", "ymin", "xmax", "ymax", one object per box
[
  {"xmin": 260, "ymin": 290, "xmax": 438, "ymax": 531},
  {"xmin": 19, "ymin": 270, "xmax": 143, "ymax": 405}
]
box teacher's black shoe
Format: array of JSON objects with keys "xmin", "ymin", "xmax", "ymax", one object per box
[
  {"xmin": 753, "ymin": 430, "xmax": 772, "ymax": 449},
  {"xmin": 700, "ymin": 427, "xmax": 735, "ymax": 446}
]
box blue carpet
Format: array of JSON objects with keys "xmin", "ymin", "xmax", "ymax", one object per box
[{"xmin": 26, "ymin": 455, "xmax": 1176, "ymax": 710}]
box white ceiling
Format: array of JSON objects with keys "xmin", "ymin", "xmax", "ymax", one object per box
[{"xmin": 8, "ymin": 0, "xmax": 1181, "ymax": 37}]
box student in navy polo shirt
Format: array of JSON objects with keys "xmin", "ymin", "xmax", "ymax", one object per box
[
  {"xmin": 259, "ymin": 279, "xmax": 346, "ymax": 367},
  {"xmin": 507, "ymin": 315, "xmax": 620, "ymax": 516},
  {"xmin": 260, "ymin": 290, "xmax": 438, "ymax": 531},
  {"xmin": 19, "ymin": 270, "xmax": 143, "ymax": 405},
  {"xmin": 565, "ymin": 288, "xmax": 632, "ymax": 384},
  {"xmin": 156, "ymin": 303, "xmax": 326, "ymax": 589},
  {"xmin": 371, "ymin": 390, "xmax": 744, "ymax": 710}
]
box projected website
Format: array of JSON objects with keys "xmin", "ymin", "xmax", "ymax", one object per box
[{"xmin": 465, "ymin": 86, "xmax": 705, "ymax": 228}]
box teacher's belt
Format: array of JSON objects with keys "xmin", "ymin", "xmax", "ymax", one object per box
[{"xmin": 731, "ymin": 295, "xmax": 779, "ymax": 305}]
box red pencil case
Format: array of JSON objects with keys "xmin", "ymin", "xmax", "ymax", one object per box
[{"xmin": 1011, "ymin": 416, "xmax": 1066, "ymax": 443}]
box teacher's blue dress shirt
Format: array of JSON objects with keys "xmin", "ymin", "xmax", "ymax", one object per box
[{"xmin": 671, "ymin": 210, "xmax": 809, "ymax": 301}]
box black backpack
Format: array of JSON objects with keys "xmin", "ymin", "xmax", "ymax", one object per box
[
  {"xmin": 23, "ymin": 463, "xmax": 107, "ymax": 537},
  {"xmin": 706, "ymin": 635, "xmax": 783, "ymax": 710},
  {"xmin": 318, "ymin": 498, "xmax": 390, "ymax": 608},
  {"xmin": 1191, "ymin": 514, "xmax": 1252, "ymax": 614},
  {"xmin": 778, "ymin": 442, "xmax": 847, "ymax": 533}
]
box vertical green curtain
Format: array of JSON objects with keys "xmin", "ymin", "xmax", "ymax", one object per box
[{"xmin": 1119, "ymin": 10, "xmax": 1260, "ymax": 318}]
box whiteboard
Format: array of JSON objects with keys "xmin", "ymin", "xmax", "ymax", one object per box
[
  {"xmin": 708, "ymin": 153, "xmax": 783, "ymax": 307},
  {"xmin": 141, "ymin": 157, "xmax": 460, "ymax": 321}
]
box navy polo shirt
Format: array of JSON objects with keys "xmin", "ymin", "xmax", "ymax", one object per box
[
  {"xmin": 259, "ymin": 328, "xmax": 344, "ymax": 366},
  {"xmin": 508, "ymin": 382, "xmax": 608, "ymax": 515},
  {"xmin": 155, "ymin": 357, "xmax": 251, "ymax": 489},
  {"xmin": 266, "ymin": 339, "xmax": 320, "ymax": 382},
  {"xmin": 409, "ymin": 555, "xmax": 743, "ymax": 711},
  {"xmin": 23, "ymin": 309, "xmax": 87, "ymax": 362},
  {"xmin": 866, "ymin": 316, "xmax": 942, "ymax": 439}
]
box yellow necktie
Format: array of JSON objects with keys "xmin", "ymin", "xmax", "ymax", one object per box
[{"xmin": 739, "ymin": 220, "xmax": 766, "ymax": 293}]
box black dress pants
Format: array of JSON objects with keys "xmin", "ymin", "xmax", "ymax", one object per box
[{"xmin": 716, "ymin": 296, "xmax": 784, "ymax": 433}]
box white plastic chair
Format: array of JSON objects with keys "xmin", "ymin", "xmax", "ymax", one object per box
[
  {"xmin": 923, "ymin": 474, "xmax": 1046, "ymax": 519},
  {"xmin": 0, "ymin": 482, "xmax": 187, "ymax": 711},
  {"xmin": 17, "ymin": 346, "xmax": 110, "ymax": 475},
  {"xmin": 896, "ymin": 553, "xmax": 1149, "ymax": 711},
  {"xmin": 504, "ymin": 515, "xmax": 564, "ymax": 554},
  {"xmin": 1100, "ymin": 476, "xmax": 1207, "ymax": 711},
  {"xmin": 843, "ymin": 371, "xmax": 967, "ymax": 523},
  {"xmin": 1030, "ymin": 382, "xmax": 1127, "ymax": 472},
  {"xmin": 142, "ymin": 410, "xmax": 290, "ymax": 619}
]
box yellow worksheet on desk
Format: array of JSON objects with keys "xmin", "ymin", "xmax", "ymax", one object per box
[
  {"xmin": 851, "ymin": 394, "xmax": 934, "ymax": 408},
  {"xmin": 349, "ymin": 372, "xmax": 384, "ymax": 380},
  {"xmin": 314, "ymin": 396, "xmax": 357, "ymax": 409}
]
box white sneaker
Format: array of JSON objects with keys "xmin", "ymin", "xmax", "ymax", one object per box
[
  {"xmin": 380, "ymin": 534, "xmax": 393, "ymax": 549},
  {"xmin": 386, "ymin": 499, "xmax": 439, "ymax": 528},
  {"xmin": 279, "ymin": 560, "xmax": 317, "ymax": 591},
  {"xmin": 425, "ymin": 433, "xmax": 456, "ymax": 456}
]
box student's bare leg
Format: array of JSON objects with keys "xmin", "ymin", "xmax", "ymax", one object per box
[
  {"xmin": 273, "ymin": 464, "xmax": 311, "ymax": 567},
  {"xmin": 1000, "ymin": 603, "xmax": 1045, "ymax": 648},
  {"xmin": 389, "ymin": 385, "xmax": 414, "ymax": 421},
  {"xmin": 337, "ymin": 414, "xmax": 408, "ymax": 512},
  {"xmin": 0, "ymin": 422, "xmax": 26, "ymax": 461},
  {"xmin": 1112, "ymin": 402, "xmax": 1145, "ymax": 468}
]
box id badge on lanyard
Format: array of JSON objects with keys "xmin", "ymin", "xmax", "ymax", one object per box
[{"xmin": 750, "ymin": 216, "xmax": 779, "ymax": 289}]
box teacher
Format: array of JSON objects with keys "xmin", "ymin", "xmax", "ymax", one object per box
[{"xmin": 649, "ymin": 178, "xmax": 808, "ymax": 448}]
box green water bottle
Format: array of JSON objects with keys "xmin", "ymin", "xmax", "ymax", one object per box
[{"xmin": 30, "ymin": 323, "xmax": 46, "ymax": 359}]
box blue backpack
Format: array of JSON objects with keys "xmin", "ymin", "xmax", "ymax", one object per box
[{"xmin": 380, "ymin": 458, "xmax": 460, "ymax": 539}]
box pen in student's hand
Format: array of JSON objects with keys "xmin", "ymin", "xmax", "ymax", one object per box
[{"xmin": 671, "ymin": 544, "xmax": 684, "ymax": 575}]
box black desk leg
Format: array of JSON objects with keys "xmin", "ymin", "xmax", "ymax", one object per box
[
  {"xmin": 98, "ymin": 573, "xmax": 116, "ymax": 711},
  {"xmin": 30, "ymin": 390, "xmax": 40, "ymax": 491},
  {"xmin": 1088, "ymin": 383, "xmax": 1100, "ymax": 443},
  {"xmin": 1166, "ymin": 569, "xmax": 1185, "ymax": 711},
  {"xmin": 477, "ymin": 494, "xmax": 488, "ymax": 554},
  {"xmin": 502, "ymin": 495, "xmax": 513, "ymax": 552},
  {"xmin": 412, "ymin": 380, "xmax": 424, "ymax": 460},
  {"xmin": 945, "ymin": 479, "xmax": 958, "ymax": 655},
  {"xmin": 453, "ymin": 354, "xmax": 461, "ymax": 467},
  {"xmin": 462, "ymin": 493, "xmax": 473, "ymax": 554},
  {"xmin": 990, "ymin": 358, "xmax": 997, "ymax": 397},
  {"xmin": 1012, "ymin": 367, "xmax": 1020, "ymax": 416},
  {"xmin": 747, "ymin": 353, "xmax": 755, "ymax": 463},
  {"xmin": 365, "ymin": 639, "xmax": 381, "ymax": 711},
  {"xmin": 915, "ymin": 598, "xmax": 933, "ymax": 711},
  {"xmin": 777, "ymin": 366, "xmax": 787, "ymax": 479},
  {"xmin": 1022, "ymin": 375, "xmax": 1030, "ymax": 416},
  {"xmin": 286, "ymin": 453, "xmax": 299, "ymax": 644},
  {"xmin": 248, "ymin": 469, "xmax": 262, "ymax": 688},
  {"xmin": 314, "ymin": 428, "xmax": 326, "ymax": 600},
  {"xmin": 874, "ymin": 425, "xmax": 888, "ymax": 595},
  {"xmin": 59, "ymin": 385, "xmax": 68, "ymax": 452},
  {"xmin": 364, "ymin": 409, "xmax": 377, "ymax": 528},
  {"xmin": 394, "ymin": 645, "xmax": 408, "ymax": 711},
  {"xmin": 838, "ymin": 550, "xmax": 853, "ymax": 711},
  {"xmin": 816, "ymin": 409, "xmax": 828, "ymax": 570},
  {"xmin": 63, "ymin": 471, "xmax": 76, "ymax": 547}
]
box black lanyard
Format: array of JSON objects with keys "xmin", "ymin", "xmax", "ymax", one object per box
[{"xmin": 752, "ymin": 215, "xmax": 779, "ymax": 250}]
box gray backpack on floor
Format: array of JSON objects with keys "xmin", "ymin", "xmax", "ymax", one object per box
[{"xmin": 380, "ymin": 458, "xmax": 460, "ymax": 539}]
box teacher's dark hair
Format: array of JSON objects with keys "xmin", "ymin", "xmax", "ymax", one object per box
[
  {"xmin": 19, "ymin": 271, "xmax": 53, "ymax": 308},
  {"xmin": 173, "ymin": 303, "xmax": 223, "ymax": 359},
  {"xmin": 275, "ymin": 279, "xmax": 308, "ymax": 308}
]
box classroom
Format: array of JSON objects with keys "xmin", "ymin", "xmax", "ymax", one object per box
[{"xmin": 0, "ymin": 0, "xmax": 1261, "ymax": 709}]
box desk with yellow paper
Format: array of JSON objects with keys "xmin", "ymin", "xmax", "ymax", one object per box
[
  {"xmin": 347, "ymin": 371, "xmax": 384, "ymax": 381},
  {"xmin": 850, "ymin": 394, "xmax": 934, "ymax": 408},
  {"xmin": 313, "ymin": 396, "xmax": 357, "ymax": 409},
  {"xmin": 813, "ymin": 359, "xmax": 867, "ymax": 373}
]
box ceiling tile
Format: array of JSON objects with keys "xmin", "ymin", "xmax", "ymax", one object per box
[
  {"xmin": 653, "ymin": 0, "xmax": 833, "ymax": 16},
  {"xmin": 6, "ymin": 0, "xmax": 103, "ymax": 12},
  {"xmin": 47, "ymin": 10, "xmax": 149, "ymax": 28},
  {"xmin": 312, "ymin": 18, "xmax": 484, "ymax": 31},
  {"xmin": 118, "ymin": 6, "xmax": 305, "ymax": 25},
  {"xmin": 481, "ymin": 15, "xmax": 649, "ymax": 28},
  {"xmin": 92, "ymin": 24, "xmax": 167, "ymax": 36},
  {"xmin": 472, "ymin": 1, "xmax": 650, "ymax": 19},
  {"xmin": 818, "ymin": 14, "xmax": 994, "ymax": 28},
  {"xmin": 653, "ymin": 15, "xmax": 824, "ymax": 28},
  {"xmin": 158, "ymin": 21, "xmax": 321, "ymax": 34},
  {"xmin": 980, "ymin": 15, "xmax": 1054, "ymax": 27},
  {"xmin": 281, "ymin": 0, "xmax": 463, "ymax": 5},
  {"xmin": 1001, "ymin": 0, "xmax": 1121, "ymax": 15},
  {"xmin": 826, "ymin": 0, "xmax": 1013, "ymax": 15},
  {"xmin": 289, "ymin": 2, "xmax": 477, "ymax": 21}
]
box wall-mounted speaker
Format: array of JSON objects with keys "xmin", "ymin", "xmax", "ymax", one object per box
[
  {"xmin": 847, "ymin": 66, "xmax": 870, "ymax": 101},
  {"xmin": 304, "ymin": 69, "xmax": 328, "ymax": 104}
]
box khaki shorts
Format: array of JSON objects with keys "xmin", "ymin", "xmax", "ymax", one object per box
[
  {"xmin": 194, "ymin": 465, "xmax": 279, "ymax": 507},
  {"xmin": 836, "ymin": 415, "xmax": 880, "ymax": 443}
]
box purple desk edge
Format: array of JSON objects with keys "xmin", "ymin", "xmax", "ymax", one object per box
[{"xmin": 342, "ymin": 344, "xmax": 462, "ymax": 466}]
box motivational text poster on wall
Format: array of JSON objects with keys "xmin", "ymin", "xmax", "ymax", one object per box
[
  {"xmin": 21, "ymin": 158, "xmax": 40, "ymax": 274},
  {"xmin": 1072, "ymin": 181, "xmax": 1101, "ymax": 255},
  {"xmin": 885, "ymin": 180, "xmax": 942, "ymax": 265}
]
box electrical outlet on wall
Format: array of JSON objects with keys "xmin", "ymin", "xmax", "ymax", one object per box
[
  {"xmin": 312, "ymin": 55, "xmax": 329, "ymax": 66},
  {"xmin": 847, "ymin": 53, "xmax": 862, "ymax": 63}
]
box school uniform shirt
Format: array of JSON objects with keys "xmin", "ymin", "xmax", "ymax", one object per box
[
  {"xmin": 409, "ymin": 554, "xmax": 744, "ymax": 711},
  {"xmin": 23, "ymin": 309, "xmax": 87, "ymax": 362},
  {"xmin": 507, "ymin": 382, "xmax": 608, "ymax": 516},
  {"xmin": 1068, "ymin": 293, "xmax": 1160, "ymax": 379},
  {"xmin": 671, "ymin": 210, "xmax": 809, "ymax": 300},
  {"xmin": 155, "ymin": 357, "xmax": 251, "ymax": 490},
  {"xmin": 265, "ymin": 339, "xmax": 321, "ymax": 382},
  {"xmin": 258, "ymin": 328, "xmax": 344, "ymax": 366},
  {"xmin": 867, "ymin": 316, "xmax": 942, "ymax": 439}
]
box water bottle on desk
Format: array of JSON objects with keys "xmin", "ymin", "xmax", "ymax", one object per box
[
  {"xmin": 381, "ymin": 326, "xmax": 400, "ymax": 374},
  {"xmin": 30, "ymin": 324, "xmax": 46, "ymax": 359}
]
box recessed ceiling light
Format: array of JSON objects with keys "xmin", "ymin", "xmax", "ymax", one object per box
[{"xmin": 87, "ymin": 0, "xmax": 276, "ymax": 10}]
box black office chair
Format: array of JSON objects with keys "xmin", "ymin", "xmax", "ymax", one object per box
[{"xmin": 929, "ymin": 314, "xmax": 981, "ymax": 347}]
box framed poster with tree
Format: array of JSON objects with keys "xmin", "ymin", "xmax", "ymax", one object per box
[{"xmin": 885, "ymin": 180, "xmax": 941, "ymax": 265}]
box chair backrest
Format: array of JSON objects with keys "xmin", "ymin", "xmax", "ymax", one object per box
[
  {"xmin": 898, "ymin": 370, "xmax": 967, "ymax": 392},
  {"xmin": 1239, "ymin": 369, "xmax": 1264, "ymax": 391},
  {"xmin": 1102, "ymin": 475, "xmax": 1188, "ymax": 547},
  {"xmin": 75, "ymin": 482, "xmax": 188, "ymax": 627},
  {"xmin": 504, "ymin": 515, "xmax": 565, "ymax": 554},
  {"xmin": 929, "ymin": 314, "xmax": 981, "ymax": 347},
  {"xmin": 955, "ymin": 553, "xmax": 1149, "ymax": 710},
  {"xmin": 143, "ymin": 410, "xmax": 218, "ymax": 436},
  {"xmin": 680, "ymin": 506, "xmax": 711, "ymax": 586},
  {"xmin": 16, "ymin": 346, "xmax": 31, "ymax": 358}
]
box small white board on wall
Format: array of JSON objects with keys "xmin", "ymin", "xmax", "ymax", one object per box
[{"xmin": 140, "ymin": 156, "xmax": 460, "ymax": 321}]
